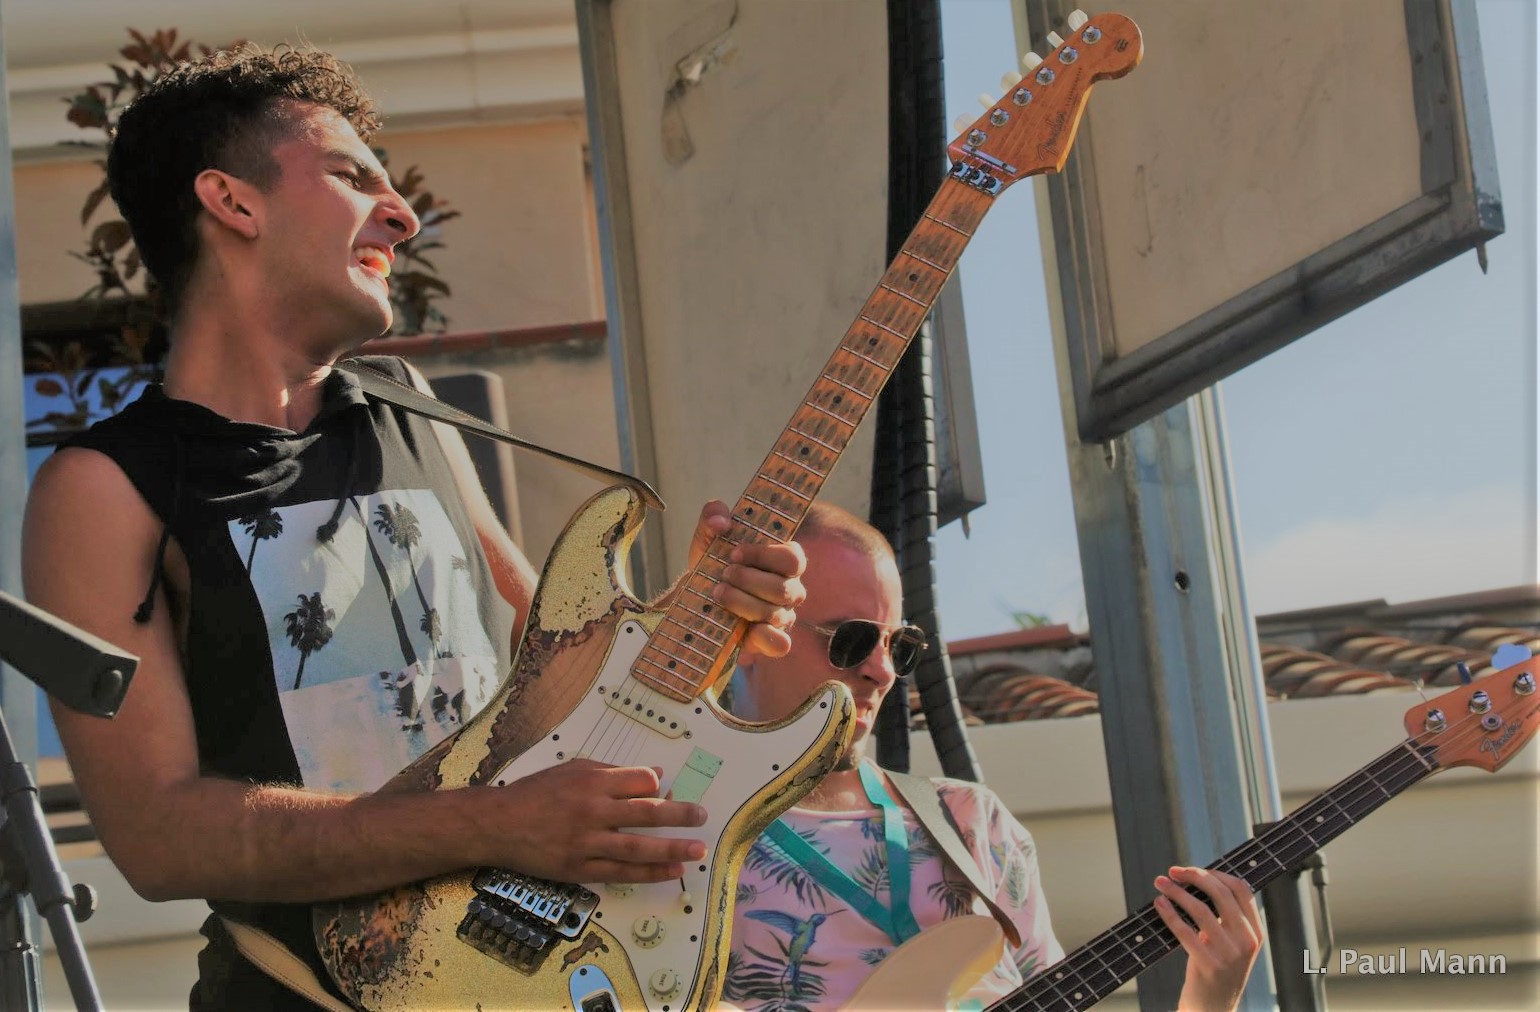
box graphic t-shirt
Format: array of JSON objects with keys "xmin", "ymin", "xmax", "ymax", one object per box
[
  {"xmin": 64, "ymin": 355, "xmax": 515, "ymax": 1006},
  {"xmin": 726, "ymin": 765, "xmax": 1065, "ymax": 1012}
]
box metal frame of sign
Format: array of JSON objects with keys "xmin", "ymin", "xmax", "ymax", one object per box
[{"xmin": 1025, "ymin": 0, "xmax": 1503, "ymax": 442}]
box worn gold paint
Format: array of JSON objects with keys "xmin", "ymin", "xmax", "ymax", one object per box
[
  {"xmin": 421, "ymin": 487, "xmax": 643, "ymax": 790},
  {"xmin": 678, "ymin": 690, "xmax": 856, "ymax": 1007},
  {"xmin": 535, "ymin": 485, "xmax": 645, "ymax": 630},
  {"xmin": 316, "ymin": 486, "xmax": 854, "ymax": 1010}
]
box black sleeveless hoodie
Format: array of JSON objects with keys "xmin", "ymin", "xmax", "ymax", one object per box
[{"xmin": 64, "ymin": 354, "xmax": 514, "ymax": 1008}]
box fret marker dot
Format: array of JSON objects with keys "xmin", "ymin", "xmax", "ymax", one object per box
[
  {"xmin": 1135, "ymin": 934, "xmax": 1144, "ymax": 942},
  {"xmin": 1248, "ymin": 859, "xmax": 1257, "ymax": 867},
  {"xmin": 667, "ymin": 661, "xmax": 677, "ymax": 669},
  {"xmin": 772, "ymin": 521, "xmax": 783, "ymax": 530},
  {"xmin": 908, "ymin": 272, "xmax": 919, "ymax": 282},
  {"xmin": 684, "ymin": 633, "xmax": 694, "ymax": 643},
  {"xmin": 1315, "ymin": 815, "xmax": 1324, "ymax": 823},
  {"xmin": 1074, "ymin": 993, "xmax": 1083, "ymax": 1001},
  {"xmin": 799, "ymin": 446, "xmax": 810, "ymax": 456},
  {"xmin": 832, "ymin": 395, "xmax": 842, "ymax": 404},
  {"xmin": 868, "ymin": 336, "xmax": 879, "ymax": 346}
]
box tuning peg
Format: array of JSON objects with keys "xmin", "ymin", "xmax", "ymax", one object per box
[
  {"xmin": 1456, "ymin": 662, "xmax": 1474, "ymax": 685},
  {"xmin": 1021, "ymin": 51, "xmax": 1043, "ymax": 70},
  {"xmin": 1000, "ymin": 70, "xmax": 1023, "ymax": 90},
  {"xmin": 1047, "ymin": 31, "xmax": 1065, "ymax": 48},
  {"xmin": 978, "ymin": 92, "xmax": 997, "ymax": 109},
  {"xmin": 1067, "ymin": 10, "xmax": 1089, "ymax": 30},
  {"xmin": 953, "ymin": 113, "xmax": 974, "ymax": 134}
]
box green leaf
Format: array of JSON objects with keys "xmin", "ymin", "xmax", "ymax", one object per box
[
  {"xmin": 407, "ymin": 275, "xmax": 451, "ymax": 296},
  {"xmin": 81, "ymin": 181, "xmax": 112, "ymax": 225},
  {"xmin": 91, "ymin": 219, "xmax": 134, "ymax": 254}
]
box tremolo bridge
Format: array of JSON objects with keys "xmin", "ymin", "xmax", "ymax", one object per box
[{"xmin": 458, "ymin": 869, "xmax": 600, "ymax": 973}]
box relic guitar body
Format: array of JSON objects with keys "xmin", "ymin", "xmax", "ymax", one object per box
[{"xmin": 314, "ymin": 486, "xmax": 855, "ymax": 1011}]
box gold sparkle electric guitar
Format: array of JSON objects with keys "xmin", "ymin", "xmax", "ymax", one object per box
[
  {"xmin": 313, "ymin": 11, "xmax": 1143, "ymax": 1011},
  {"xmin": 844, "ymin": 652, "xmax": 1540, "ymax": 1010}
]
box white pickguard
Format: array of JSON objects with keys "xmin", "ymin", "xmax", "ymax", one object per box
[{"xmin": 490, "ymin": 620, "xmax": 843, "ymax": 1012}]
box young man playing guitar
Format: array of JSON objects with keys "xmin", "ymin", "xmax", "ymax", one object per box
[
  {"xmin": 728, "ymin": 503, "xmax": 1263, "ymax": 1011},
  {"xmin": 21, "ymin": 45, "xmax": 808, "ymax": 1009}
]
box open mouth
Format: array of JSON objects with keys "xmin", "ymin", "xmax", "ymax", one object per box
[{"xmin": 354, "ymin": 247, "xmax": 392, "ymax": 279}]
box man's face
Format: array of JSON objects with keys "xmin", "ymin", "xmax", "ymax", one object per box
[
  {"xmin": 738, "ymin": 533, "xmax": 905, "ymax": 763},
  {"xmin": 251, "ymin": 102, "xmax": 420, "ymax": 347}
]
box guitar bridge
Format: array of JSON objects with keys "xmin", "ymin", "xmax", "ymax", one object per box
[{"xmin": 457, "ymin": 869, "xmax": 600, "ymax": 974}]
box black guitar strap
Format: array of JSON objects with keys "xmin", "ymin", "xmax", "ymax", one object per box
[
  {"xmin": 339, "ymin": 359, "xmax": 666, "ymax": 511},
  {"xmin": 884, "ymin": 770, "xmax": 1023, "ymax": 948}
]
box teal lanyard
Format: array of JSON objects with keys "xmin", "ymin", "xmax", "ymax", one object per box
[{"xmin": 764, "ymin": 763, "xmax": 920, "ymax": 945}]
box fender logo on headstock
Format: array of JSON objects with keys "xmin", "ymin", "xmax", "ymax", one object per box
[{"xmin": 1479, "ymin": 699, "xmax": 1540, "ymax": 759}]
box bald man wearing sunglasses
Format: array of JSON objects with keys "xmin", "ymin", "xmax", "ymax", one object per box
[{"xmin": 725, "ymin": 502, "xmax": 1262, "ymax": 1012}]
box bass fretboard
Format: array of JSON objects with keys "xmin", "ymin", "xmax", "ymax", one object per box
[{"xmin": 995, "ymin": 740, "xmax": 1442, "ymax": 1011}]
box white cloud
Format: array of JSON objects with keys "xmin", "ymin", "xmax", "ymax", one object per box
[{"xmin": 1242, "ymin": 484, "xmax": 1536, "ymax": 615}]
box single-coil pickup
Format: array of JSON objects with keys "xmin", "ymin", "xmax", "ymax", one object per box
[{"xmin": 600, "ymin": 685, "xmax": 691, "ymax": 739}]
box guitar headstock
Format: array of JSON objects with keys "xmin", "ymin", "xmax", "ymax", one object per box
[
  {"xmin": 1405, "ymin": 650, "xmax": 1540, "ymax": 772},
  {"xmin": 946, "ymin": 10, "xmax": 1142, "ymax": 194}
]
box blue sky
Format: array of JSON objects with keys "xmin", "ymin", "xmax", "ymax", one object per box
[{"xmin": 933, "ymin": 0, "xmax": 1537, "ymax": 637}]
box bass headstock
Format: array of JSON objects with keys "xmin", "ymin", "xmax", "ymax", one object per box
[
  {"xmin": 946, "ymin": 10, "xmax": 1142, "ymax": 194},
  {"xmin": 1405, "ymin": 649, "xmax": 1540, "ymax": 772}
]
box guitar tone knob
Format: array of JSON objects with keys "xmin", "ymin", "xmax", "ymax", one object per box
[
  {"xmin": 632, "ymin": 915, "xmax": 665, "ymax": 947},
  {"xmin": 605, "ymin": 882, "xmax": 635, "ymax": 897},
  {"xmin": 648, "ymin": 969, "xmax": 682, "ymax": 998}
]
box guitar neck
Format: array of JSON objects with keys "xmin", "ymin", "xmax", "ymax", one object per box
[
  {"xmin": 634, "ymin": 175, "xmax": 996, "ymax": 701},
  {"xmin": 999, "ymin": 739, "xmax": 1443, "ymax": 1012}
]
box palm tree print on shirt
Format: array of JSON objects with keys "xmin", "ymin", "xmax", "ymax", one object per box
[
  {"xmin": 372, "ymin": 502, "xmax": 441, "ymax": 646},
  {"xmin": 745, "ymin": 830, "xmax": 830, "ymax": 908},
  {"xmin": 238, "ymin": 509, "xmax": 284, "ymax": 574},
  {"xmin": 284, "ymin": 591, "xmax": 335, "ymax": 690},
  {"xmin": 352, "ymin": 499, "xmax": 418, "ymax": 669}
]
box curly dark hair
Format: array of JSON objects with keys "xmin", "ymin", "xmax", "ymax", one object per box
[{"xmin": 107, "ymin": 43, "xmax": 382, "ymax": 314}]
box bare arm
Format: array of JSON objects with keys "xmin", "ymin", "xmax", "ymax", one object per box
[{"xmin": 23, "ymin": 448, "xmax": 703, "ymax": 904}]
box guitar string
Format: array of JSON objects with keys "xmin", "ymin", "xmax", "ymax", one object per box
[
  {"xmin": 1002, "ymin": 683, "xmax": 1533, "ymax": 1012},
  {"xmin": 531, "ymin": 194, "xmax": 975, "ymax": 868},
  {"xmin": 1018, "ymin": 716, "xmax": 1481, "ymax": 1011},
  {"xmin": 1017, "ymin": 691, "xmax": 1528, "ymax": 1010}
]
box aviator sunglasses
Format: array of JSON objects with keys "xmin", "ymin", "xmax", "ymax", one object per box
[{"xmin": 806, "ymin": 619, "xmax": 927, "ymax": 676}]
